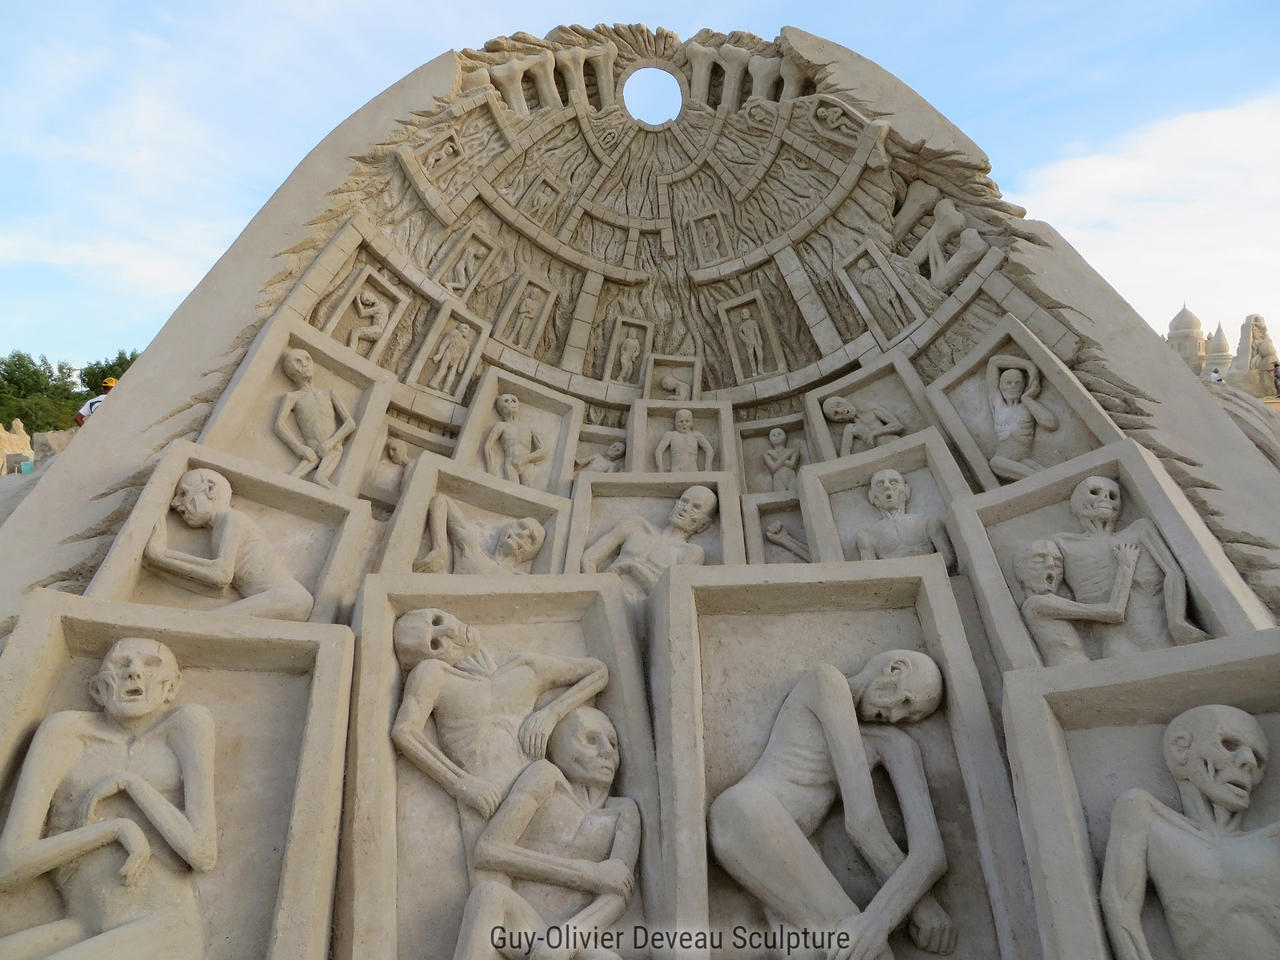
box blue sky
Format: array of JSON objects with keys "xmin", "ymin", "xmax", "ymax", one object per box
[{"xmin": 2, "ymin": 0, "xmax": 1278, "ymax": 369}]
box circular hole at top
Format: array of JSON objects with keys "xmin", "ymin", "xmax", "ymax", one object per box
[{"xmin": 623, "ymin": 67, "xmax": 683, "ymax": 125}]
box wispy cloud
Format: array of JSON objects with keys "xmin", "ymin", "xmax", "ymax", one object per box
[{"xmin": 1007, "ymin": 92, "xmax": 1280, "ymax": 340}]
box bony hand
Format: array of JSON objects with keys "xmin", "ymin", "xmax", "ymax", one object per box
[
  {"xmin": 591, "ymin": 858, "xmax": 634, "ymax": 898},
  {"xmin": 1112, "ymin": 542, "xmax": 1141, "ymax": 567},
  {"xmin": 909, "ymin": 896, "xmax": 957, "ymax": 954},
  {"xmin": 113, "ymin": 818, "xmax": 152, "ymax": 886},
  {"xmin": 766, "ymin": 520, "xmax": 785, "ymax": 537},
  {"xmin": 456, "ymin": 774, "xmax": 502, "ymax": 817},
  {"xmin": 519, "ymin": 709, "xmax": 557, "ymax": 758},
  {"xmin": 144, "ymin": 520, "xmax": 167, "ymax": 563},
  {"xmin": 830, "ymin": 912, "xmax": 894, "ymax": 960},
  {"xmin": 78, "ymin": 774, "xmax": 129, "ymax": 827}
]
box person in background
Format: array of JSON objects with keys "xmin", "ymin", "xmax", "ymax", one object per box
[
  {"xmin": 1208, "ymin": 368, "xmax": 1223, "ymax": 383},
  {"xmin": 75, "ymin": 376, "xmax": 117, "ymax": 426}
]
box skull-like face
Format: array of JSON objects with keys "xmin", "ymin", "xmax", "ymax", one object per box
[
  {"xmin": 868, "ymin": 469, "xmax": 910, "ymax": 512},
  {"xmin": 1165, "ymin": 705, "xmax": 1268, "ymax": 813},
  {"xmin": 1016, "ymin": 539, "xmax": 1064, "ymax": 595},
  {"xmin": 999, "ymin": 368, "xmax": 1026, "ymax": 402},
  {"xmin": 91, "ymin": 637, "xmax": 181, "ymax": 721},
  {"xmin": 605, "ymin": 441, "xmax": 626, "ymax": 460},
  {"xmin": 394, "ymin": 609, "xmax": 477, "ymax": 668},
  {"xmin": 674, "ymin": 409, "xmax": 694, "ymax": 433},
  {"xmin": 495, "ymin": 517, "xmax": 545, "ymax": 564},
  {"xmin": 856, "ymin": 650, "xmax": 944, "ymax": 725},
  {"xmin": 669, "ymin": 485, "xmax": 717, "ymax": 535},
  {"xmin": 548, "ymin": 707, "xmax": 620, "ymax": 789},
  {"xmin": 768, "ymin": 427, "xmax": 787, "ymax": 447},
  {"xmin": 171, "ymin": 469, "xmax": 229, "ymax": 528},
  {"xmin": 282, "ymin": 348, "xmax": 313, "ymax": 384},
  {"xmin": 1070, "ymin": 476, "xmax": 1121, "ymax": 525},
  {"xmin": 822, "ymin": 396, "xmax": 854, "ymax": 423},
  {"xmin": 495, "ymin": 393, "xmax": 520, "ymax": 420}
]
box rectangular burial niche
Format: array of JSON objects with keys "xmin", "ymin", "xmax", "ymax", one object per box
[
  {"xmin": 689, "ymin": 209, "xmax": 731, "ymax": 267},
  {"xmin": 573, "ymin": 422, "xmax": 629, "ymax": 476},
  {"xmin": 625, "ymin": 399, "xmax": 738, "ymax": 477},
  {"xmin": 402, "ymin": 300, "xmax": 491, "ymax": 402},
  {"xmin": 838, "ymin": 238, "xmax": 931, "ymax": 350},
  {"xmin": 358, "ymin": 403, "xmax": 455, "ymax": 522},
  {"xmin": 516, "ymin": 171, "xmax": 566, "ymax": 227},
  {"xmin": 563, "ymin": 472, "xmax": 747, "ymax": 576},
  {"xmin": 199, "ymin": 314, "xmax": 394, "ymax": 497},
  {"xmin": 0, "ymin": 590, "xmax": 352, "ymax": 960},
  {"xmin": 736, "ymin": 412, "xmax": 813, "ymax": 495},
  {"xmin": 492, "ymin": 273, "xmax": 558, "ymax": 352},
  {"xmin": 715, "ymin": 291, "xmax": 789, "ymax": 385},
  {"xmin": 375, "ymin": 451, "xmax": 571, "ymax": 576},
  {"xmin": 948, "ymin": 439, "xmax": 1274, "ymax": 673},
  {"xmin": 85, "ymin": 440, "xmax": 373, "ymax": 625},
  {"xmin": 803, "ymin": 350, "xmax": 940, "ymax": 462},
  {"xmin": 1002, "ymin": 629, "xmax": 1280, "ymax": 960},
  {"xmin": 649, "ymin": 558, "xmax": 1037, "ymax": 959},
  {"xmin": 431, "ymin": 222, "xmax": 497, "ymax": 302},
  {"xmin": 742, "ymin": 490, "xmax": 811, "ymax": 564},
  {"xmin": 798, "ymin": 427, "xmax": 970, "ymax": 565},
  {"xmin": 925, "ymin": 313, "xmax": 1125, "ymax": 492},
  {"xmin": 336, "ymin": 573, "xmax": 661, "ymax": 960},
  {"xmin": 601, "ymin": 314, "xmax": 655, "ymax": 386},
  {"xmin": 316, "ymin": 263, "xmax": 412, "ymax": 364},
  {"xmin": 452, "ymin": 367, "xmax": 585, "ymax": 498},
  {"xmin": 641, "ymin": 352, "xmax": 703, "ymax": 401}
]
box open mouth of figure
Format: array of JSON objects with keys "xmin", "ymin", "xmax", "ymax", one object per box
[{"xmin": 122, "ymin": 684, "xmax": 146, "ymax": 699}]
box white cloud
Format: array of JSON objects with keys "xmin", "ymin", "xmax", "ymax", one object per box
[{"xmin": 1006, "ymin": 92, "xmax": 1280, "ymax": 345}]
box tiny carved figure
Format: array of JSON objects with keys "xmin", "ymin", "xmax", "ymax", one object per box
[
  {"xmin": 274, "ymin": 347, "xmax": 356, "ymax": 488},
  {"xmin": 144, "ymin": 468, "xmax": 314, "ymax": 621},
  {"xmin": 348, "ymin": 290, "xmax": 389, "ymax": 354},
  {"xmin": 1014, "ymin": 539, "xmax": 1140, "ymax": 666},
  {"xmin": 447, "ymin": 244, "xmax": 486, "ymax": 295},
  {"xmin": 654, "ymin": 408, "xmax": 714, "ymax": 472},
  {"xmin": 762, "ymin": 427, "xmax": 800, "ymax": 492},
  {"xmin": 698, "ymin": 218, "xmax": 722, "ymax": 261},
  {"xmin": 660, "ymin": 373, "xmax": 691, "ymax": 401},
  {"xmin": 368, "ymin": 437, "xmax": 411, "ymax": 502},
  {"xmin": 1052, "ymin": 476, "xmax": 1207, "ymax": 659},
  {"xmin": 1101, "ymin": 705, "xmax": 1280, "ymax": 960},
  {"xmin": 0, "ymin": 638, "xmax": 216, "ymax": 960},
  {"xmin": 581, "ymin": 485, "xmax": 718, "ymax": 638},
  {"xmin": 391, "ymin": 609, "xmax": 607, "ymax": 854},
  {"xmin": 575, "ymin": 440, "xmax": 626, "ymax": 474},
  {"xmin": 822, "ymin": 395, "xmax": 904, "ymax": 456},
  {"xmin": 617, "ymin": 332, "xmax": 641, "ymax": 383},
  {"xmin": 765, "ymin": 520, "xmax": 810, "ymax": 561},
  {"xmin": 424, "ymin": 138, "xmax": 460, "ymax": 174},
  {"xmin": 451, "ymin": 707, "xmax": 640, "ymax": 960},
  {"xmin": 413, "ymin": 493, "xmax": 546, "ymax": 575},
  {"xmin": 853, "ymin": 255, "xmax": 912, "ymax": 336},
  {"xmin": 429, "ymin": 324, "xmax": 475, "ymax": 393},
  {"xmin": 483, "ymin": 394, "xmax": 547, "ymax": 486},
  {"xmin": 855, "ymin": 468, "xmax": 955, "ymax": 570},
  {"xmin": 814, "ymin": 101, "xmax": 861, "ymax": 140},
  {"xmin": 524, "ymin": 182, "xmax": 558, "ymax": 222},
  {"xmin": 737, "ymin": 308, "xmax": 766, "ymax": 378},
  {"xmin": 510, "ymin": 291, "xmax": 542, "ymax": 347},
  {"xmin": 985, "ymin": 355, "xmax": 1059, "ymax": 482},
  {"xmin": 709, "ymin": 651, "xmax": 957, "ymax": 959}
]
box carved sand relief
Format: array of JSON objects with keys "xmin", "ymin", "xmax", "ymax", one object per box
[
  {"xmin": 716, "ymin": 291, "xmax": 788, "ymax": 385},
  {"xmin": 839, "ymin": 239, "xmax": 931, "ymax": 349},
  {"xmin": 403, "ymin": 300, "xmax": 490, "ymax": 402},
  {"xmin": 735, "ymin": 412, "xmax": 812, "ymax": 494},
  {"xmin": 0, "ymin": 592, "xmax": 352, "ymax": 960},
  {"xmin": 690, "ymin": 210, "xmax": 731, "ymax": 266},
  {"xmin": 317, "ymin": 266, "xmax": 411, "ymax": 363},
  {"xmin": 651, "ymin": 560, "xmax": 1036, "ymax": 958},
  {"xmin": 742, "ymin": 490, "xmax": 811, "ymax": 564},
  {"xmin": 377, "ymin": 452, "xmax": 571, "ymax": 576},
  {"xmin": 492, "ymin": 274, "xmax": 558, "ymax": 352},
  {"xmin": 950, "ymin": 441, "xmax": 1272, "ymax": 672},
  {"xmin": 339, "ymin": 576, "xmax": 660, "ymax": 960},
  {"xmin": 359, "ymin": 401, "xmax": 454, "ymax": 521},
  {"xmin": 927, "ymin": 314, "xmax": 1125, "ymax": 491},
  {"xmin": 573, "ymin": 424, "xmax": 627, "ymax": 475},
  {"xmin": 452, "ymin": 368, "xmax": 585, "ymax": 497},
  {"xmin": 86, "ymin": 441, "xmax": 371, "ymax": 625},
  {"xmin": 435, "ymin": 225, "xmax": 498, "ymax": 302},
  {"xmin": 626, "ymin": 399, "xmax": 737, "ymax": 477},
  {"xmin": 798, "ymin": 428, "xmax": 967, "ymax": 569},
  {"xmin": 804, "ymin": 351, "xmax": 940, "ymax": 462},
  {"xmin": 419, "ymin": 129, "xmax": 467, "ymax": 178},
  {"xmin": 601, "ymin": 314, "xmax": 654, "ymax": 386},
  {"xmin": 1003, "ymin": 631, "xmax": 1280, "ymax": 960},
  {"xmin": 642, "ymin": 353, "xmax": 702, "ymax": 401},
  {"xmin": 517, "ymin": 171, "xmax": 565, "ymax": 228},
  {"xmin": 199, "ymin": 316, "xmax": 394, "ymax": 496}
]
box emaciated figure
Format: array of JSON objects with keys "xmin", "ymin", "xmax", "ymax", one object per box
[
  {"xmin": 273, "ymin": 347, "xmax": 356, "ymax": 488},
  {"xmin": 483, "ymin": 394, "xmax": 547, "ymax": 486},
  {"xmin": 414, "ymin": 493, "xmax": 546, "ymax": 575},
  {"xmin": 654, "ymin": 409, "xmax": 714, "ymax": 473},
  {"xmin": 0, "ymin": 638, "xmax": 216, "ymax": 960},
  {"xmin": 855, "ymin": 468, "xmax": 954, "ymax": 571},
  {"xmin": 822, "ymin": 395, "xmax": 904, "ymax": 456},
  {"xmin": 1101, "ymin": 704, "xmax": 1279, "ymax": 960},
  {"xmin": 985, "ymin": 355, "xmax": 1059, "ymax": 482}
]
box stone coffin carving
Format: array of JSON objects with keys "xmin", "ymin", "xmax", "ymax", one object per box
[
  {"xmin": 452, "ymin": 368, "xmax": 585, "ymax": 498},
  {"xmin": 1003, "ymin": 627, "xmax": 1280, "ymax": 960},
  {"xmin": 0, "ymin": 591, "xmax": 351, "ymax": 960},
  {"xmin": 649, "ymin": 558, "xmax": 1037, "ymax": 959},
  {"xmin": 602, "ymin": 314, "xmax": 654, "ymax": 387},
  {"xmin": 742, "ymin": 490, "xmax": 811, "ymax": 564},
  {"xmin": 337, "ymin": 573, "xmax": 659, "ymax": 960},
  {"xmin": 376, "ymin": 451, "xmax": 570, "ymax": 576},
  {"xmin": 641, "ymin": 353, "xmax": 703, "ymax": 401},
  {"xmin": 625, "ymin": 399, "xmax": 737, "ymax": 478},
  {"xmin": 803, "ymin": 351, "xmax": 941, "ymax": 462},
  {"xmin": 926, "ymin": 314, "xmax": 1125, "ymax": 491},
  {"xmin": 950, "ymin": 440, "xmax": 1273, "ymax": 671},
  {"xmin": 798, "ymin": 427, "xmax": 968, "ymax": 566},
  {"xmin": 85, "ymin": 441, "xmax": 372, "ymax": 625},
  {"xmin": 200, "ymin": 316, "xmax": 394, "ymax": 497},
  {"xmin": 735, "ymin": 412, "xmax": 814, "ymax": 495},
  {"xmin": 573, "ymin": 423, "xmax": 628, "ymax": 476}
]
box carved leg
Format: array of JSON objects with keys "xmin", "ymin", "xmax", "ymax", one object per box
[
  {"xmin": 452, "ymin": 879, "xmax": 544, "ymax": 960},
  {"xmin": 313, "ymin": 449, "xmax": 343, "ymax": 488},
  {"xmin": 220, "ymin": 582, "xmax": 313, "ymax": 621},
  {"xmin": 0, "ymin": 918, "xmax": 86, "ymax": 960},
  {"xmin": 40, "ymin": 914, "xmax": 202, "ymax": 960},
  {"xmin": 989, "ymin": 456, "xmax": 1039, "ymax": 482}
]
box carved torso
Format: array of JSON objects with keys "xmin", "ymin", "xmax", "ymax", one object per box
[
  {"xmin": 289, "ymin": 388, "xmax": 339, "ymax": 449},
  {"xmin": 992, "ymin": 398, "xmax": 1035, "ymax": 460},
  {"xmin": 863, "ymin": 513, "xmax": 936, "ymax": 560},
  {"xmin": 1056, "ymin": 525, "xmax": 1172, "ymax": 655}
]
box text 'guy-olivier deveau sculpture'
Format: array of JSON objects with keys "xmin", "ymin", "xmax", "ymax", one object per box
[
  {"xmin": 1101, "ymin": 704, "xmax": 1279, "ymax": 960},
  {"xmin": 0, "ymin": 638, "xmax": 216, "ymax": 959},
  {"xmin": 709, "ymin": 650, "xmax": 956, "ymax": 960}
]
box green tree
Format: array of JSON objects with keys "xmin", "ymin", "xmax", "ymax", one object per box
[
  {"xmin": 0, "ymin": 351, "xmax": 86, "ymax": 432},
  {"xmin": 80, "ymin": 349, "xmax": 139, "ymax": 394}
]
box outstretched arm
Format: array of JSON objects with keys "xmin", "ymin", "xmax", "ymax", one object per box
[
  {"xmin": 1100, "ymin": 790, "xmax": 1158, "ymax": 960},
  {"xmin": 654, "ymin": 434, "xmax": 671, "ymax": 471},
  {"xmin": 516, "ymin": 655, "xmax": 609, "ymax": 757},
  {"xmin": 581, "ymin": 517, "xmax": 640, "ymax": 573}
]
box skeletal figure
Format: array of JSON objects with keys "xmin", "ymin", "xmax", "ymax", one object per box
[
  {"xmin": 855, "ymin": 469, "xmax": 955, "ymax": 571},
  {"xmin": 348, "ymin": 290, "xmax": 389, "ymax": 354},
  {"xmin": 273, "ymin": 348, "xmax": 356, "ymax": 488},
  {"xmin": 414, "ymin": 493, "xmax": 545, "ymax": 575},
  {"xmin": 617, "ymin": 332, "xmax": 641, "ymax": 383},
  {"xmin": 985, "ymin": 355, "xmax": 1059, "ymax": 482},
  {"xmin": 822, "ymin": 395, "xmax": 904, "ymax": 456},
  {"xmin": 654, "ymin": 408, "xmax": 714, "ymax": 473},
  {"xmin": 762, "ymin": 427, "xmax": 800, "ymax": 492},
  {"xmin": 483, "ymin": 394, "xmax": 547, "ymax": 486},
  {"xmin": 429, "ymin": 324, "xmax": 474, "ymax": 393},
  {"xmin": 737, "ymin": 308, "xmax": 766, "ymax": 378}
]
